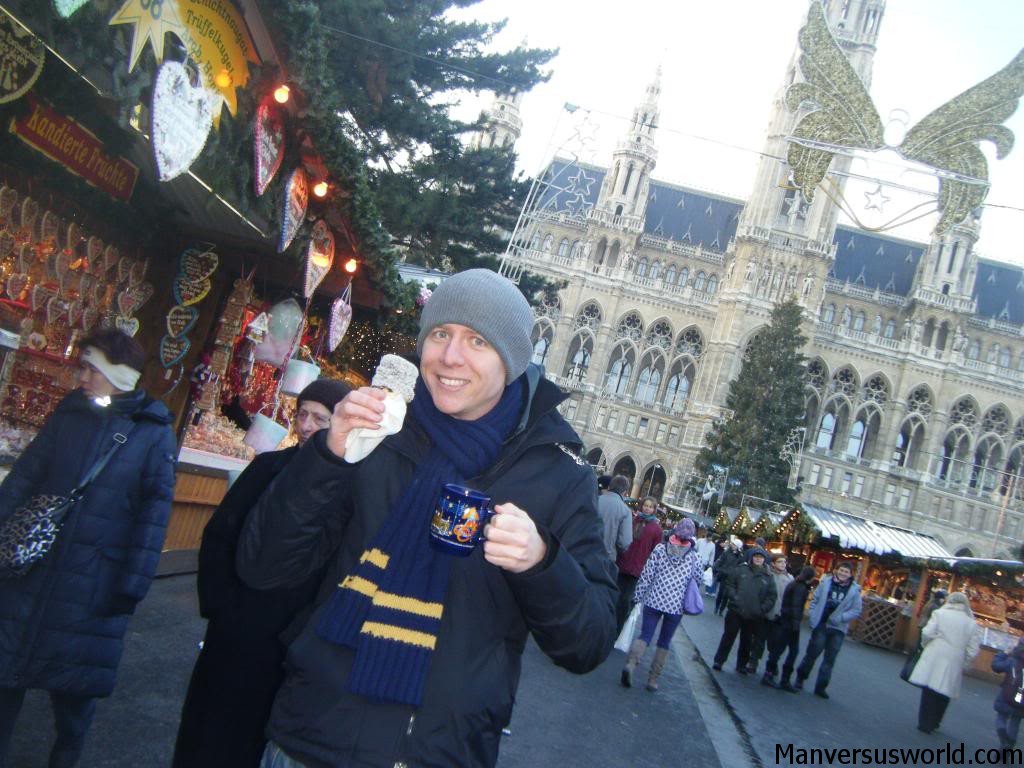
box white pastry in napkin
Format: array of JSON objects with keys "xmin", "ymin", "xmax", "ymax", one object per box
[{"xmin": 344, "ymin": 354, "xmax": 418, "ymax": 463}]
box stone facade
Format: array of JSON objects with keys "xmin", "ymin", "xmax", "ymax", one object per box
[{"xmin": 494, "ymin": 0, "xmax": 1024, "ymax": 559}]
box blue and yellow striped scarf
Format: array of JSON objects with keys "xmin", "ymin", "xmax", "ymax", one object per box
[{"xmin": 316, "ymin": 376, "xmax": 523, "ymax": 706}]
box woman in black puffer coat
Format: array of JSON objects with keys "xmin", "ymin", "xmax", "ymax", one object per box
[{"xmin": 0, "ymin": 330, "xmax": 176, "ymax": 768}]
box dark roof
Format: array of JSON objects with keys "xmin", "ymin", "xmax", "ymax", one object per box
[
  {"xmin": 643, "ymin": 181, "xmax": 742, "ymax": 251},
  {"xmin": 974, "ymin": 259, "xmax": 1024, "ymax": 324},
  {"xmin": 831, "ymin": 226, "xmax": 924, "ymax": 296}
]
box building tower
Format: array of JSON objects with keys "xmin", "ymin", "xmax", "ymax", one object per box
[
  {"xmin": 595, "ymin": 65, "xmax": 661, "ymax": 225},
  {"xmin": 472, "ymin": 90, "xmax": 524, "ymax": 151}
]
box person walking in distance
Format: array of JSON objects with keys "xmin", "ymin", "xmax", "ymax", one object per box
[
  {"xmin": 992, "ymin": 638, "xmax": 1024, "ymax": 749},
  {"xmin": 712, "ymin": 536, "xmax": 743, "ymax": 616},
  {"xmin": 748, "ymin": 554, "xmax": 793, "ymax": 675},
  {"xmin": 711, "ymin": 546, "xmax": 776, "ymax": 673},
  {"xmin": 620, "ymin": 519, "xmax": 702, "ymax": 692},
  {"xmin": 693, "ymin": 527, "xmax": 715, "ymax": 594},
  {"xmin": 614, "ymin": 496, "xmax": 664, "ymax": 632},
  {"xmin": 596, "ymin": 475, "xmax": 632, "ymax": 563},
  {"xmin": 794, "ymin": 561, "xmax": 863, "ymax": 698},
  {"xmin": 764, "ymin": 566, "xmax": 815, "ymax": 691},
  {"xmin": 909, "ymin": 591, "xmax": 980, "ymax": 734}
]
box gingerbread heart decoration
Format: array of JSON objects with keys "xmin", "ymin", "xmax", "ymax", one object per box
[
  {"xmin": 328, "ymin": 293, "xmax": 353, "ymax": 352},
  {"xmin": 6, "ymin": 274, "xmax": 28, "ymax": 301},
  {"xmin": 116, "ymin": 315, "xmax": 141, "ymax": 338},
  {"xmin": 129, "ymin": 259, "xmax": 148, "ymax": 287},
  {"xmin": 0, "ymin": 232, "xmax": 13, "ymax": 259},
  {"xmin": 86, "ymin": 237, "xmax": 103, "ymax": 266},
  {"xmin": 77, "ymin": 272, "xmax": 95, "ymax": 299},
  {"xmin": 180, "ymin": 248, "xmax": 218, "ymax": 281},
  {"xmin": 19, "ymin": 198, "xmax": 38, "ymax": 234},
  {"xmin": 159, "ymin": 334, "xmax": 190, "ymax": 367},
  {"xmin": 253, "ymin": 98, "xmax": 286, "ymax": 196},
  {"xmin": 278, "ymin": 167, "xmax": 308, "ymax": 253},
  {"xmin": 117, "ymin": 257, "xmax": 133, "ymax": 284},
  {"xmin": 67, "ymin": 300, "xmax": 83, "ymax": 327},
  {"xmin": 103, "ymin": 245, "xmax": 119, "ymax": 274},
  {"xmin": 65, "ymin": 222, "xmax": 81, "ymax": 253},
  {"xmin": 125, "ymin": 281, "xmax": 155, "ymax": 315},
  {"xmin": 31, "ymin": 284, "xmax": 55, "ymax": 313},
  {"xmin": 151, "ymin": 60, "xmax": 213, "ymax": 182},
  {"xmin": 166, "ymin": 304, "xmax": 198, "ymax": 338},
  {"xmin": 91, "ymin": 282, "xmax": 108, "ymax": 308},
  {"xmin": 173, "ymin": 275, "xmax": 211, "ymax": 307},
  {"xmin": 39, "ymin": 211, "xmax": 59, "ymax": 248},
  {"xmin": 57, "ymin": 268, "xmax": 73, "ymax": 299},
  {"xmin": 0, "ymin": 186, "xmax": 17, "ymax": 225},
  {"xmin": 117, "ymin": 290, "xmax": 135, "ymax": 317},
  {"xmin": 46, "ymin": 296, "xmax": 66, "ymax": 325},
  {"xmin": 52, "ymin": 251, "xmax": 71, "ymax": 281},
  {"xmin": 81, "ymin": 306, "xmax": 98, "ymax": 332},
  {"xmin": 17, "ymin": 244, "xmax": 33, "ymax": 273}
]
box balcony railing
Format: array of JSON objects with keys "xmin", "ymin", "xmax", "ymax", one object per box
[
  {"xmin": 638, "ymin": 233, "xmax": 726, "ymax": 265},
  {"xmin": 913, "ymin": 286, "xmax": 976, "ymax": 314},
  {"xmin": 735, "ymin": 224, "xmax": 837, "ymax": 258},
  {"xmin": 966, "ymin": 315, "xmax": 1024, "ymax": 336},
  {"xmin": 586, "ymin": 208, "xmax": 644, "ymax": 233},
  {"xmin": 824, "ymin": 277, "xmax": 905, "ymax": 307}
]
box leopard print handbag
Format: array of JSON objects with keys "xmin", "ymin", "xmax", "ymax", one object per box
[
  {"xmin": 0, "ymin": 494, "xmax": 77, "ymax": 578},
  {"xmin": 0, "ymin": 426, "xmax": 133, "ymax": 579}
]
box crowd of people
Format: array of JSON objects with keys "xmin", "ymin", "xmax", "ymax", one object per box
[{"xmin": 0, "ymin": 268, "xmax": 1016, "ymax": 766}]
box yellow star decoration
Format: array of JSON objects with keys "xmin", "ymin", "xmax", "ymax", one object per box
[{"xmin": 109, "ymin": 0, "xmax": 187, "ymax": 73}]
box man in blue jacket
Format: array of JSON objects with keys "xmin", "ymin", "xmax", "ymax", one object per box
[{"xmin": 794, "ymin": 561, "xmax": 863, "ymax": 699}]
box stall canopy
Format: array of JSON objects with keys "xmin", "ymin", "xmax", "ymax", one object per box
[{"xmin": 794, "ymin": 504, "xmax": 953, "ymax": 559}]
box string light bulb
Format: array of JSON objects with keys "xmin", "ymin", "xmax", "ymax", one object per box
[
  {"xmin": 343, "ymin": 258, "xmax": 358, "ymax": 274},
  {"xmin": 215, "ymin": 69, "xmax": 233, "ymax": 89},
  {"xmin": 273, "ymin": 84, "xmax": 290, "ymax": 104},
  {"xmin": 313, "ymin": 180, "xmax": 329, "ymax": 198},
  {"xmin": 311, "ymin": 252, "xmax": 331, "ymax": 268}
]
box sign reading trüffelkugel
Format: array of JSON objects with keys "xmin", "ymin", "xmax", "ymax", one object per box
[
  {"xmin": 11, "ymin": 95, "xmax": 140, "ymax": 201},
  {"xmin": 151, "ymin": 59, "xmax": 213, "ymax": 182},
  {"xmin": 0, "ymin": 13, "xmax": 45, "ymax": 104},
  {"xmin": 278, "ymin": 167, "xmax": 308, "ymax": 253}
]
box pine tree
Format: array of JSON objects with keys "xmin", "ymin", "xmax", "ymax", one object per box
[{"xmin": 694, "ymin": 299, "xmax": 808, "ymax": 507}]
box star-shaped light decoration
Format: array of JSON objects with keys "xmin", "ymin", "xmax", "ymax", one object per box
[
  {"xmin": 109, "ymin": 0, "xmax": 186, "ymax": 72},
  {"xmin": 864, "ymin": 184, "xmax": 890, "ymax": 212}
]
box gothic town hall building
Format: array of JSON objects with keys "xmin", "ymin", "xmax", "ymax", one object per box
[{"xmin": 494, "ymin": 0, "xmax": 1024, "ymax": 559}]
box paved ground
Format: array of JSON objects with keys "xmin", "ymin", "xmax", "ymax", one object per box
[
  {"xmin": 678, "ymin": 600, "xmax": 1007, "ymax": 768},
  {"xmin": 7, "ymin": 574, "xmax": 724, "ymax": 768}
]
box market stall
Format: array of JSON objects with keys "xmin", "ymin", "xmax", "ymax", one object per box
[{"xmin": 775, "ymin": 503, "xmax": 953, "ymax": 651}]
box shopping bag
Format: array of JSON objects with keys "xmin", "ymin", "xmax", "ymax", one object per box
[
  {"xmin": 703, "ymin": 566, "xmax": 714, "ymax": 589},
  {"xmin": 615, "ymin": 603, "xmax": 642, "ymax": 652},
  {"xmin": 683, "ymin": 574, "xmax": 705, "ymax": 615},
  {"xmin": 900, "ymin": 647, "xmax": 922, "ymax": 684}
]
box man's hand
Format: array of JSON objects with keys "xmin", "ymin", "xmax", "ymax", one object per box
[
  {"xmin": 483, "ymin": 503, "xmax": 547, "ymax": 573},
  {"xmin": 324, "ymin": 387, "xmax": 387, "ymax": 459}
]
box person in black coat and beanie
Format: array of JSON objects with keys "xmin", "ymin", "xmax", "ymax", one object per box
[
  {"xmin": 0, "ymin": 329, "xmax": 176, "ymax": 768},
  {"xmin": 765, "ymin": 566, "xmax": 815, "ymax": 691},
  {"xmin": 172, "ymin": 378, "xmax": 350, "ymax": 768}
]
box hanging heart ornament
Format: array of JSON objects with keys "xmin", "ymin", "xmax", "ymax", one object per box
[
  {"xmin": 151, "ymin": 60, "xmax": 214, "ymax": 182},
  {"xmin": 180, "ymin": 248, "xmax": 218, "ymax": 281},
  {"xmin": 278, "ymin": 167, "xmax": 308, "ymax": 253},
  {"xmin": 5, "ymin": 274, "xmax": 28, "ymax": 301},
  {"xmin": 304, "ymin": 220, "xmax": 335, "ymax": 298},
  {"xmin": 160, "ymin": 334, "xmax": 191, "ymax": 367},
  {"xmin": 173, "ymin": 275, "xmax": 211, "ymax": 306},
  {"xmin": 253, "ymin": 98, "xmax": 286, "ymax": 196},
  {"xmin": 166, "ymin": 304, "xmax": 198, "ymax": 338},
  {"xmin": 328, "ymin": 292, "xmax": 352, "ymax": 352}
]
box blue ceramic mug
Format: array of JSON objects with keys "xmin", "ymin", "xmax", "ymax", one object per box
[{"xmin": 430, "ymin": 484, "xmax": 491, "ymax": 556}]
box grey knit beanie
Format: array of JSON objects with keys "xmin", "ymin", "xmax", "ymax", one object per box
[{"xmin": 416, "ymin": 269, "xmax": 534, "ymax": 383}]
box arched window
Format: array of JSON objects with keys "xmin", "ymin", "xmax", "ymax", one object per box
[
  {"xmin": 604, "ymin": 345, "xmax": 634, "ymax": 395},
  {"xmin": 1000, "ymin": 347, "xmax": 1013, "ymax": 368},
  {"xmin": 665, "ymin": 265, "xmax": 677, "ymax": 285},
  {"xmin": 635, "ymin": 357, "xmax": 663, "ymax": 404},
  {"xmin": 635, "ymin": 258, "xmax": 648, "ymax": 278},
  {"xmin": 816, "ymin": 412, "xmax": 838, "ymax": 449},
  {"xmin": 938, "ymin": 429, "xmax": 972, "ymax": 485},
  {"xmin": 894, "ymin": 418, "xmax": 927, "ymax": 470},
  {"xmin": 567, "ymin": 345, "xmax": 591, "ymax": 382},
  {"xmin": 663, "ymin": 362, "xmax": 694, "ymax": 411},
  {"xmin": 542, "ymin": 233, "xmax": 553, "ymax": 253},
  {"xmin": 846, "ymin": 419, "xmax": 866, "ymax": 458},
  {"xmin": 649, "ymin": 261, "xmax": 661, "ymax": 281},
  {"xmin": 570, "ymin": 240, "xmax": 583, "ymax": 259},
  {"xmin": 694, "ymin": 271, "xmax": 707, "ymax": 292},
  {"xmin": 967, "ymin": 340, "xmax": 981, "ymax": 360},
  {"xmin": 557, "ymin": 238, "xmax": 570, "ymax": 258},
  {"xmin": 678, "ymin": 267, "xmax": 689, "ymax": 287},
  {"xmin": 531, "ymin": 336, "xmax": 550, "ymax": 366},
  {"xmin": 822, "ymin": 304, "xmax": 836, "ymax": 324},
  {"xmin": 622, "ymin": 163, "xmax": 634, "ymax": 195},
  {"xmin": 852, "ymin": 312, "xmax": 866, "ymax": 332},
  {"xmin": 884, "ymin": 319, "xmax": 896, "ymax": 338},
  {"xmin": 707, "ymin": 274, "xmax": 719, "ymax": 294}
]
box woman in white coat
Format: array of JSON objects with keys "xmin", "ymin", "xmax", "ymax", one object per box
[{"xmin": 909, "ymin": 591, "xmax": 980, "ymax": 733}]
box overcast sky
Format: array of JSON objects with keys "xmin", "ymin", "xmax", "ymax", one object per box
[{"xmin": 449, "ymin": 0, "xmax": 1024, "ymax": 266}]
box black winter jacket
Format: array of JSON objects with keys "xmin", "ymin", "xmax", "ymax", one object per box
[
  {"xmin": 0, "ymin": 389, "xmax": 176, "ymax": 697},
  {"xmin": 237, "ymin": 371, "xmax": 617, "ymax": 768},
  {"xmin": 174, "ymin": 445, "xmax": 324, "ymax": 768},
  {"xmin": 726, "ymin": 563, "xmax": 777, "ymax": 620},
  {"xmin": 779, "ymin": 579, "xmax": 812, "ymax": 631}
]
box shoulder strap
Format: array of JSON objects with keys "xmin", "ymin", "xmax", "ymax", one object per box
[{"xmin": 70, "ymin": 423, "xmax": 137, "ymax": 498}]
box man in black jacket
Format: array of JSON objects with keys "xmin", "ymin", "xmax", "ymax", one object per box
[
  {"xmin": 712, "ymin": 547, "xmax": 776, "ymax": 673},
  {"xmin": 764, "ymin": 565, "xmax": 816, "ymax": 691},
  {"xmin": 237, "ymin": 269, "xmax": 617, "ymax": 768},
  {"xmin": 172, "ymin": 378, "xmax": 350, "ymax": 768}
]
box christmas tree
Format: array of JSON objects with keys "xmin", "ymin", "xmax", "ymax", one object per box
[{"xmin": 694, "ymin": 299, "xmax": 808, "ymax": 507}]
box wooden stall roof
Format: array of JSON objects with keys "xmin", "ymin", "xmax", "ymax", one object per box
[{"xmin": 785, "ymin": 503, "xmax": 953, "ymax": 559}]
